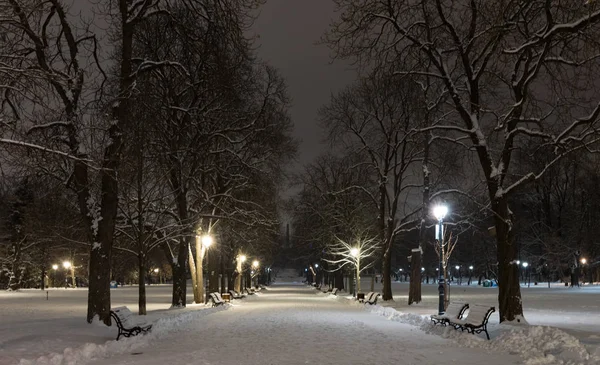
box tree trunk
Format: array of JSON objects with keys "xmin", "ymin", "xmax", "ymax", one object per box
[
  {"xmin": 410, "ymin": 132, "xmax": 430, "ymax": 305},
  {"xmin": 494, "ymin": 197, "xmax": 523, "ymax": 322},
  {"xmin": 209, "ymin": 248, "xmax": 219, "ymax": 294},
  {"xmin": 196, "ymin": 239, "xmax": 205, "ymax": 304},
  {"xmin": 235, "ymin": 255, "xmax": 242, "ymax": 292},
  {"xmin": 335, "ymin": 269, "xmax": 344, "ymax": 290},
  {"xmin": 382, "ymin": 234, "xmax": 394, "ymax": 300},
  {"xmin": 408, "ymin": 248, "xmax": 422, "ymax": 304},
  {"xmin": 171, "ymin": 239, "xmax": 188, "ymax": 307},
  {"xmin": 188, "ymin": 244, "xmax": 201, "ymax": 303},
  {"xmin": 220, "ymin": 253, "xmax": 226, "ymax": 293},
  {"xmin": 40, "ymin": 267, "xmax": 46, "ymax": 290},
  {"xmin": 138, "ymin": 254, "xmax": 147, "ymax": 315},
  {"xmin": 8, "ymin": 243, "xmax": 22, "ymax": 291},
  {"xmin": 87, "ymin": 233, "xmax": 112, "ymax": 324}
]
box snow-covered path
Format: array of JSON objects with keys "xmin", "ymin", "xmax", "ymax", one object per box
[{"xmin": 88, "ymin": 283, "xmax": 518, "ymax": 365}]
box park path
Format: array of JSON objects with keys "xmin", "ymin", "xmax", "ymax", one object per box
[{"xmin": 89, "ymin": 281, "xmax": 519, "ymax": 365}]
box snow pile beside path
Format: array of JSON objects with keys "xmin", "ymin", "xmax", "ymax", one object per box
[
  {"xmin": 335, "ymin": 296, "xmax": 600, "ymax": 365},
  {"xmin": 18, "ymin": 305, "xmax": 230, "ymax": 365}
]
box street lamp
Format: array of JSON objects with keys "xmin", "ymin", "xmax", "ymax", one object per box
[
  {"xmin": 522, "ymin": 262, "xmax": 529, "ymax": 287},
  {"xmin": 581, "ymin": 258, "xmax": 587, "ymax": 265},
  {"xmin": 63, "ymin": 261, "xmax": 74, "ymax": 288},
  {"xmin": 455, "ymin": 265, "xmax": 460, "ymax": 285},
  {"xmin": 350, "ymin": 247, "xmax": 361, "ymax": 296},
  {"xmin": 433, "ymin": 204, "xmax": 448, "ymax": 315},
  {"xmin": 468, "ymin": 265, "xmax": 474, "ymax": 285},
  {"xmin": 202, "ymin": 235, "xmax": 213, "ymax": 304},
  {"xmin": 52, "ymin": 264, "xmax": 58, "ymax": 287}
]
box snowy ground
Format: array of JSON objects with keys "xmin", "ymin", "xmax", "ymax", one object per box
[{"xmin": 1, "ymin": 273, "xmax": 599, "ymax": 365}]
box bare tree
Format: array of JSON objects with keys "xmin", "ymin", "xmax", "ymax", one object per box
[
  {"xmin": 320, "ymin": 72, "xmax": 425, "ymax": 300},
  {"xmin": 325, "ymin": 0, "xmax": 600, "ymax": 322}
]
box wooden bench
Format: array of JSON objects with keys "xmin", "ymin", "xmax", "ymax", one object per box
[
  {"xmin": 229, "ymin": 290, "xmax": 245, "ymax": 299},
  {"xmin": 209, "ymin": 292, "xmax": 225, "ymax": 307},
  {"xmin": 431, "ymin": 302, "xmax": 469, "ymax": 326},
  {"xmin": 110, "ymin": 306, "xmax": 152, "ymax": 341},
  {"xmin": 358, "ymin": 292, "xmax": 372, "ymax": 303},
  {"xmin": 243, "ymin": 287, "xmax": 255, "ymax": 295},
  {"xmin": 448, "ymin": 304, "xmax": 495, "ymax": 340},
  {"xmin": 329, "ymin": 288, "xmax": 338, "ymax": 296},
  {"xmin": 365, "ymin": 292, "xmax": 380, "ymax": 305}
]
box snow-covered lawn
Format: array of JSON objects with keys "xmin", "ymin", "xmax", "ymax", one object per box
[{"xmin": 1, "ymin": 275, "xmax": 599, "ymax": 365}]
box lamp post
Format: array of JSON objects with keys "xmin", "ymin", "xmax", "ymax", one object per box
[
  {"xmin": 522, "ymin": 262, "xmax": 529, "ymax": 287},
  {"xmin": 153, "ymin": 268, "xmax": 159, "ymax": 284},
  {"xmin": 202, "ymin": 235, "xmax": 213, "ymax": 304},
  {"xmin": 52, "ymin": 264, "xmax": 58, "ymax": 287},
  {"xmin": 468, "ymin": 265, "xmax": 473, "ymax": 285},
  {"xmin": 63, "ymin": 261, "xmax": 74, "ymax": 288},
  {"xmin": 433, "ymin": 205, "xmax": 448, "ymax": 315},
  {"xmin": 580, "ymin": 258, "xmax": 590, "ymax": 284}
]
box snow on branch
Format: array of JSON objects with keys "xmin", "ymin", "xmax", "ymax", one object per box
[{"xmin": 0, "ymin": 139, "xmax": 96, "ymax": 166}]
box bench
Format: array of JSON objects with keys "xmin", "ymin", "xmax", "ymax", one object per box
[
  {"xmin": 431, "ymin": 302, "xmax": 469, "ymax": 326},
  {"xmin": 243, "ymin": 287, "xmax": 255, "ymax": 295},
  {"xmin": 358, "ymin": 292, "xmax": 372, "ymax": 303},
  {"xmin": 110, "ymin": 306, "xmax": 152, "ymax": 341},
  {"xmin": 209, "ymin": 292, "xmax": 225, "ymax": 307},
  {"xmin": 448, "ymin": 304, "xmax": 495, "ymax": 340},
  {"xmin": 229, "ymin": 290, "xmax": 246, "ymax": 299},
  {"xmin": 365, "ymin": 292, "xmax": 380, "ymax": 305},
  {"xmin": 329, "ymin": 288, "xmax": 338, "ymax": 296}
]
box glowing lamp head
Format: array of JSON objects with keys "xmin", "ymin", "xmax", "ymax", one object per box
[
  {"xmin": 581, "ymin": 258, "xmax": 587, "ymax": 265},
  {"xmin": 201, "ymin": 235, "xmax": 213, "ymax": 248},
  {"xmin": 154, "ymin": 268, "xmax": 159, "ymax": 273},
  {"xmin": 399, "ymin": 268, "xmax": 403, "ymax": 272},
  {"xmin": 469, "ymin": 265, "xmax": 474, "ymax": 270},
  {"xmin": 63, "ymin": 261, "xmax": 71, "ymax": 269},
  {"xmin": 421, "ymin": 267, "xmax": 425, "ymax": 272},
  {"xmin": 455, "ymin": 265, "xmax": 460, "ymax": 270},
  {"xmin": 52, "ymin": 264, "xmax": 58, "ymax": 270},
  {"xmin": 252, "ymin": 260, "xmax": 259, "ymax": 268},
  {"xmin": 522, "ymin": 262, "xmax": 528, "ymax": 268},
  {"xmin": 433, "ymin": 205, "xmax": 448, "ymax": 221},
  {"xmin": 239, "ymin": 255, "xmax": 247, "ymax": 263},
  {"xmin": 350, "ymin": 248, "xmax": 359, "ymax": 257}
]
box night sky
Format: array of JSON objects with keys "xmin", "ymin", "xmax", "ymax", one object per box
[{"xmin": 252, "ymin": 0, "xmax": 355, "ymax": 167}]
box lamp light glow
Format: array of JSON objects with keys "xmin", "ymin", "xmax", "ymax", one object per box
[
  {"xmin": 581, "ymin": 258, "xmax": 587, "ymax": 265},
  {"xmin": 433, "ymin": 205, "xmax": 448, "ymax": 221},
  {"xmin": 350, "ymin": 248, "xmax": 359, "ymax": 257},
  {"xmin": 52, "ymin": 264, "xmax": 58, "ymax": 270},
  {"xmin": 63, "ymin": 261, "xmax": 71, "ymax": 269},
  {"xmin": 201, "ymin": 235, "xmax": 213, "ymax": 248},
  {"xmin": 522, "ymin": 262, "xmax": 529, "ymax": 268},
  {"xmin": 239, "ymin": 255, "xmax": 247, "ymax": 263}
]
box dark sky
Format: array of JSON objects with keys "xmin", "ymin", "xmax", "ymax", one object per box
[{"xmin": 252, "ymin": 0, "xmax": 355, "ymax": 168}]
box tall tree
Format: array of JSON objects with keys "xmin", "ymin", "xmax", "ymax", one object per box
[{"xmin": 325, "ymin": 0, "xmax": 600, "ymax": 322}]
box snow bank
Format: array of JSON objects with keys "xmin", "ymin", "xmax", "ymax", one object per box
[
  {"xmin": 18, "ymin": 305, "xmax": 231, "ymax": 365},
  {"xmin": 334, "ymin": 295, "xmax": 600, "ymax": 365}
]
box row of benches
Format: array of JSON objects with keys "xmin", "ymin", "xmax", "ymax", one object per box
[
  {"xmin": 110, "ymin": 288, "xmax": 260, "ymax": 340},
  {"xmin": 431, "ymin": 302, "xmax": 495, "ymax": 340}
]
